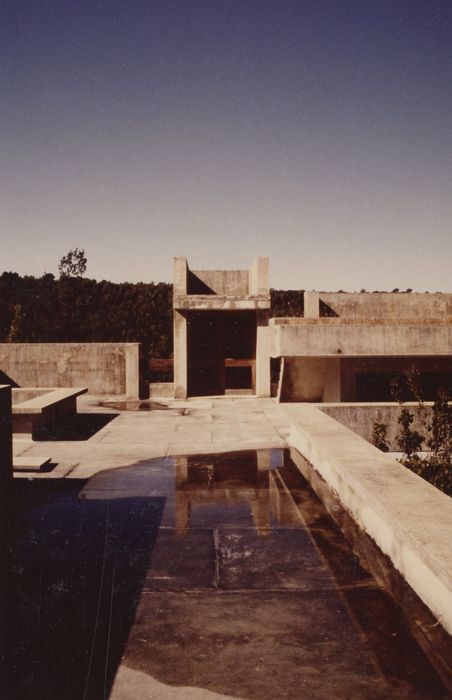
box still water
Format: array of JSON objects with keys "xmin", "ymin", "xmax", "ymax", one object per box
[{"xmin": 5, "ymin": 449, "xmax": 451, "ymax": 699}]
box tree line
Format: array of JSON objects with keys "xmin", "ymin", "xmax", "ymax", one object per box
[{"xmin": 0, "ymin": 272, "xmax": 303, "ymax": 356}]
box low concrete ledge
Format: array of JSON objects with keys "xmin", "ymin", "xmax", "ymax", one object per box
[
  {"xmin": 12, "ymin": 387, "xmax": 88, "ymax": 435},
  {"xmin": 280, "ymin": 403, "xmax": 452, "ymax": 635}
]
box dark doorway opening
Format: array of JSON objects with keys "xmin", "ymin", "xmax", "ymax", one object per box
[{"xmin": 187, "ymin": 311, "xmax": 256, "ymax": 396}]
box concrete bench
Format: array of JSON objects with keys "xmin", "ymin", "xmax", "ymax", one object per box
[{"xmin": 12, "ymin": 387, "xmax": 88, "ymax": 436}]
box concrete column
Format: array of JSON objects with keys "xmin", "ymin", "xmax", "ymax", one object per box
[
  {"xmin": 249, "ymin": 257, "xmax": 269, "ymax": 295},
  {"xmin": 125, "ymin": 344, "xmax": 140, "ymax": 399},
  {"xmin": 304, "ymin": 291, "xmax": 320, "ymax": 318},
  {"xmin": 256, "ymin": 311, "xmax": 270, "ymax": 397},
  {"xmin": 173, "ymin": 257, "xmax": 188, "ymax": 294},
  {"xmin": 0, "ymin": 385, "xmax": 12, "ymax": 484},
  {"xmin": 173, "ymin": 311, "xmax": 188, "ymax": 398},
  {"xmin": 323, "ymin": 358, "xmax": 341, "ymax": 402}
]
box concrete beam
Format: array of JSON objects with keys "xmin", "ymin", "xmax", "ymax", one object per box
[{"xmin": 270, "ymin": 319, "xmax": 452, "ymax": 357}]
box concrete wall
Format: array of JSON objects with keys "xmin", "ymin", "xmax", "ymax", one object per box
[
  {"xmin": 279, "ymin": 357, "xmax": 341, "ymax": 402},
  {"xmin": 0, "ymin": 343, "xmax": 144, "ymax": 397},
  {"xmin": 0, "ymin": 385, "xmax": 12, "ymax": 483},
  {"xmin": 319, "ymin": 402, "xmax": 435, "ymax": 451},
  {"xmin": 282, "ymin": 403, "xmax": 452, "ymax": 635},
  {"xmin": 191, "ymin": 269, "xmax": 249, "ymax": 296},
  {"xmin": 249, "ymin": 257, "xmax": 269, "ymax": 296},
  {"xmin": 319, "ymin": 292, "xmax": 452, "ymax": 320},
  {"xmin": 271, "ymin": 318, "xmax": 452, "ymax": 357}
]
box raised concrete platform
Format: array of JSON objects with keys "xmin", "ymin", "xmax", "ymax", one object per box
[
  {"xmin": 13, "ymin": 455, "xmax": 51, "ymax": 472},
  {"xmin": 281, "ymin": 403, "xmax": 452, "ymax": 635},
  {"xmin": 12, "ymin": 387, "xmax": 88, "ymax": 436}
]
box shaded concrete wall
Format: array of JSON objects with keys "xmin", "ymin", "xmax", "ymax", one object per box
[
  {"xmin": 340, "ymin": 356, "xmax": 452, "ymax": 401},
  {"xmin": 0, "ymin": 385, "xmax": 12, "ymax": 483},
  {"xmin": 320, "ymin": 292, "xmax": 452, "ymax": 320},
  {"xmin": 279, "ymin": 357, "xmax": 341, "ymax": 402},
  {"xmin": 0, "ymin": 343, "xmax": 144, "ymax": 397},
  {"xmin": 319, "ymin": 403, "xmax": 434, "ymax": 451}
]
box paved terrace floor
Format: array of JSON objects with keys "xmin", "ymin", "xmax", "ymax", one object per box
[
  {"xmin": 9, "ymin": 397, "xmax": 451, "ymax": 700},
  {"xmin": 13, "ymin": 397, "xmax": 288, "ymax": 479}
]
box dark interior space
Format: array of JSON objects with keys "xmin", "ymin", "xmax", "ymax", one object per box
[
  {"xmin": 356, "ymin": 372, "xmax": 452, "ymax": 402},
  {"xmin": 187, "ymin": 311, "xmax": 256, "ymax": 396}
]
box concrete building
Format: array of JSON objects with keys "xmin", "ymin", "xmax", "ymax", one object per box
[
  {"xmin": 173, "ymin": 258, "xmax": 452, "ymax": 403},
  {"xmin": 173, "ymin": 257, "xmax": 271, "ymax": 398},
  {"xmin": 273, "ymin": 291, "xmax": 452, "ymax": 402}
]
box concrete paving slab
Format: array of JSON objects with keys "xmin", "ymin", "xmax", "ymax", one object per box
[{"xmin": 118, "ymin": 590, "xmax": 442, "ymax": 700}]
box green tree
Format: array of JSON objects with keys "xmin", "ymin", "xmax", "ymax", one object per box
[{"xmin": 58, "ymin": 248, "xmax": 87, "ymax": 278}]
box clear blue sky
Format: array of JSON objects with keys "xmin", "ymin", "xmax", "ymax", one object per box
[{"xmin": 2, "ymin": 0, "xmax": 451, "ymax": 290}]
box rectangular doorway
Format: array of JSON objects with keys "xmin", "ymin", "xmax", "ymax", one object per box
[{"xmin": 187, "ymin": 311, "xmax": 257, "ymax": 396}]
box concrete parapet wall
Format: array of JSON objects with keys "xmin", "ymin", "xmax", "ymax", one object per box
[
  {"xmin": 319, "ymin": 402, "xmax": 435, "ymax": 450},
  {"xmin": 191, "ymin": 269, "xmax": 249, "ymax": 296},
  {"xmin": 320, "ymin": 292, "xmax": 452, "ymax": 320},
  {"xmin": 281, "ymin": 403, "xmax": 452, "ymax": 635},
  {"xmin": 270, "ymin": 318, "xmax": 452, "ymax": 357},
  {"xmin": 0, "ymin": 343, "xmax": 143, "ymax": 397}
]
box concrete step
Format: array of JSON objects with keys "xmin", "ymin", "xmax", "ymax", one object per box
[{"xmin": 14, "ymin": 456, "xmax": 52, "ymax": 472}]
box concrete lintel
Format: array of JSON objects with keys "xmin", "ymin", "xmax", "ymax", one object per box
[
  {"xmin": 281, "ymin": 403, "xmax": 452, "ymax": 635},
  {"xmin": 173, "ymin": 295, "xmax": 270, "ymax": 311}
]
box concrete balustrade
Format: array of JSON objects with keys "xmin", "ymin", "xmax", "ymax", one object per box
[{"xmin": 281, "ymin": 403, "xmax": 452, "ymax": 635}]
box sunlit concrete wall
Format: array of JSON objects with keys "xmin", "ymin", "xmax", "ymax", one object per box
[
  {"xmin": 320, "ymin": 292, "xmax": 452, "ymax": 320},
  {"xmin": 0, "ymin": 343, "xmax": 144, "ymax": 398},
  {"xmin": 282, "ymin": 403, "xmax": 452, "ymax": 635},
  {"xmin": 270, "ymin": 318, "xmax": 452, "ymax": 357}
]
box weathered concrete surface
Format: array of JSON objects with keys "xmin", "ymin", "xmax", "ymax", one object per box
[
  {"xmin": 12, "ymin": 387, "xmax": 87, "ymax": 436},
  {"xmin": 281, "ymin": 403, "xmax": 452, "ymax": 635},
  {"xmin": 319, "ymin": 402, "xmax": 436, "ymax": 450},
  {"xmin": 0, "ymin": 384, "xmax": 12, "ymax": 483},
  {"xmin": 12, "ymin": 397, "xmax": 287, "ymax": 480},
  {"xmin": 173, "ymin": 257, "xmax": 270, "ymax": 399},
  {"xmin": 0, "ymin": 343, "xmax": 144, "ymax": 397},
  {"xmin": 9, "ymin": 438, "xmax": 449, "ymax": 699},
  {"xmin": 270, "ymin": 318, "xmax": 452, "ymax": 357},
  {"xmin": 319, "ymin": 291, "xmax": 452, "ymax": 320}
]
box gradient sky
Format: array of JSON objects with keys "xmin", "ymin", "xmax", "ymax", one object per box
[{"xmin": 2, "ymin": 0, "xmax": 452, "ymax": 290}]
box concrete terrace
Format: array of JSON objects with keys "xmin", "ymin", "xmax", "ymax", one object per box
[
  {"xmin": 8, "ymin": 396, "xmax": 452, "ymax": 699},
  {"xmin": 13, "ymin": 397, "xmax": 288, "ymax": 479}
]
